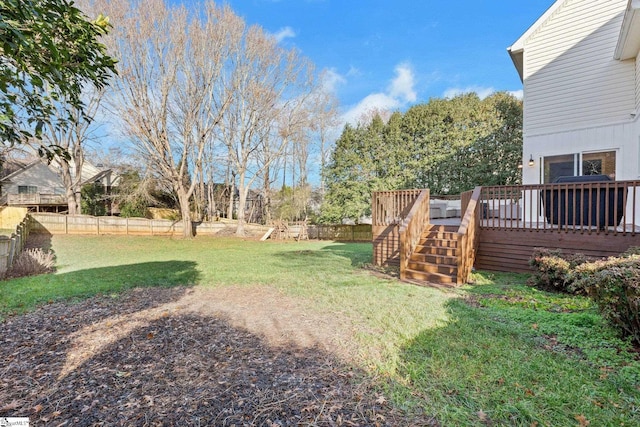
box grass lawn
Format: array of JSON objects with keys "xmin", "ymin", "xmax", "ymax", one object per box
[{"xmin": 1, "ymin": 235, "xmax": 639, "ymax": 425}]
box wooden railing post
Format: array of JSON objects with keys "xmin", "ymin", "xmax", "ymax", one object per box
[
  {"xmin": 478, "ymin": 180, "xmax": 639, "ymax": 236},
  {"xmin": 398, "ymin": 189, "xmax": 430, "ymax": 280},
  {"xmin": 456, "ymin": 186, "xmax": 482, "ymax": 284}
]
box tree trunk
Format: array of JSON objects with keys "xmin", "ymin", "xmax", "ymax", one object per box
[
  {"xmin": 227, "ymin": 172, "xmax": 235, "ymax": 220},
  {"xmin": 66, "ymin": 188, "xmax": 79, "ymax": 215},
  {"xmin": 176, "ymin": 187, "xmax": 193, "ymax": 238},
  {"xmin": 235, "ymin": 178, "xmax": 248, "ymax": 236},
  {"xmin": 59, "ymin": 161, "xmax": 80, "ymax": 214},
  {"xmin": 262, "ymin": 165, "xmax": 271, "ymax": 225},
  {"xmin": 236, "ymin": 188, "xmax": 247, "ymax": 237}
]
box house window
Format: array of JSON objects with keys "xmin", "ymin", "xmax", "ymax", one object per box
[
  {"xmin": 582, "ymin": 151, "xmax": 616, "ymax": 178},
  {"xmin": 18, "ymin": 185, "xmax": 38, "ymax": 195},
  {"xmin": 543, "ymin": 154, "xmax": 577, "ymax": 183},
  {"xmin": 543, "ymin": 151, "xmax": 617, "ymax": 183}
]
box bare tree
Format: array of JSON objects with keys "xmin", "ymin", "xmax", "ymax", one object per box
[
  {"xmin": 312, "ymin": 86, "xmax": 340, "ymax": 197},
  {"xmin": 219, "ymin": 24, "xmax": 323, "ymax": 235},
  {"xmin": 35, "ymin": 90, "xmax": 104, "ymax": 214},
  {"xmin": 99, "ymin": 0, "xmax": 235, "ymax": 237}
]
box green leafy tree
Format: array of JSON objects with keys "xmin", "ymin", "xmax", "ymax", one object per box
[
  {"xmin": 0, "ymin": 0, "xmax": 116, "ymax": 156},
  {"xmin": 320, "ymin": 118, "xmax": 388, "ymax": 223},
  {"xmin": 81, "ymin": 182, "xmax": 107, "ymax": 216},
  {"xmin": 115, "ymin": 170, "xmax": 150, "ymax": 218},
  {"xmin": 271, "ymin": 184, "xmax": 311, "ymax": 222},
  {"xmin": 471, "ymin": 92, "xmax": 523, "ymax": 187},
  {"xmin": 320, "ymin": 93, "xmax": 523, "ymax": 222},
  {"xmin": 401, "ymin": 94, "xmax": 497, "ymax": 194}
]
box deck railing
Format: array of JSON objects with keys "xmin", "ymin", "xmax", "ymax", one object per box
[
  {"xmin": 372, "ymin": 189, "xmax": 424, "ymax": 226},
  {"xmin": 7, "ymin": 193, "xmax": 67, "ymax": 205},
  {"xmin": 480, "ymin": 180, "xmax": 640, "ymax": 235},
  {"xmin": 399, "ymin": 189, "xmax": 431, "ymax": 280},
  {"xmin": 460, "ymin": 189, "xmax": 474, "ymax": 220},
  {"xmin": 457, "ymin": 187, "xmax": 482, "ymax": 284}
]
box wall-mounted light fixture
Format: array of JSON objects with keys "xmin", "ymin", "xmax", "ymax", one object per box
[{"xmin": 528, "ymin": 155, "xmax": 535, "ymax": 166}]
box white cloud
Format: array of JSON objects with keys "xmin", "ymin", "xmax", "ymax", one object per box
[
  {"xmin": 346, "ymin": 66, "xmax": 362, "ymax": 78},
  {"xmin": 321, "ymin": 68, "xmax": 346, "ymax": 93},
  {"xmin": 342, "ymin": 63, "xmax": 417, "ymax": 125},
  {"xmin": 388, "ymin": 63, "xmax": 417, "ymax": 103},
  {"xmin": 508, "ymin": 89, "xmax": 524, "ymax": 100},
  {"xmin": 443, "ymin": 85, "xmax": 495, "ymax": 100},
  {"xmin": 342, "ymin": 93, "xmax": 401, "ymax": 125},
  {"xmin": 272, "ymin": 26, "xmax": 296, "ymax": 42}
]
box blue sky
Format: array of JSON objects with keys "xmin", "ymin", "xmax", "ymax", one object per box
[{"xmin": 222, "ymin": 0, "xmax": 555, "ymax": 123}]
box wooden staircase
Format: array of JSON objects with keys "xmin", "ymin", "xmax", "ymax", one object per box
[
  {"xmin": 403, "ymin": 224, "xmax": 460, "ymax": 285},
  {"xmin": 384, "ymin": 186, "xmax": 480, "ymax": 286}
]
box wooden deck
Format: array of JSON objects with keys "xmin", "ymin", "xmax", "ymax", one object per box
[{"xmin": 373, "ymin": 180, "xmax": 640, "ymax": 283}]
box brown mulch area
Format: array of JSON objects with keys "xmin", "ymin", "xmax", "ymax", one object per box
[{"xmin": 0, "ymin": 287, "xmax": 437, "ymax": 426}]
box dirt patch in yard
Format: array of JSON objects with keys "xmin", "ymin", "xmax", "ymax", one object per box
[{"xmin": 0, "ymin": 286, "xmax": 437, "ymax": 426}]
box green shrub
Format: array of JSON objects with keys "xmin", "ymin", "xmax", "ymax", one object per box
[
  {"xmin": 119, "ymin": 200, "xmax": 149, "ymax": 218},
  {"xmin": 571, "ymin": 255, "xmax": 640, "ymax": 344},
  {"xmin": 529, "ymin": 248, "xmax": 593, "ymax": 294},
  {"xmin": 621, "ymin": 246, "xmax": 640, "ymax": 258}
]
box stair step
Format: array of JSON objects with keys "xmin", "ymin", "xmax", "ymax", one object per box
[
  {"xmin": 415, "ymin": 245, "xmax": 458, "ymax": 256},
  {"xmin": 419, "ymin": 238, "xmax": 458, "ymax": 248},
  {"xmin": 403, "ymin": 269, "xmax": 457, "ymax": 285},
  {"xmin": 407, "ymin": 261, "xmax": 457, "ymax": 275},
  {"xmin": 411, "ymin": 253, "xmax": 457, "ymax": 265},
  {"xmin": 423, "ymin": 231, "xmax": 458, "ymax": 240},
  {"xmin": 427, "ymin": 225, "xmax": 458, "ymax": 233}
]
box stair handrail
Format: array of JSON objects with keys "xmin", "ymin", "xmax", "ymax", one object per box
[
  {"xmin": 456, "ymin": 186, "xmax": 482, "ymax": 284},
  {"xmin": 399, "ymin": 189, "xmax": 430, "ymax": 280}
]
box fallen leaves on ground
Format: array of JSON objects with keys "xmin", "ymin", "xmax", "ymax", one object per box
[{"xmin": 0, "ymin": 287, "xmax": 437, "ymax": 426}]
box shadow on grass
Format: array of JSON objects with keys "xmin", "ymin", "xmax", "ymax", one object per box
[
  {"xmin": 395, "ymin": 296, "xmax": 640, "ymax": 426},
  {"xmin": 0, "ymin": 260, "xmax": 200, "ymax": 318},
  {"xmin": 25, "ymin": 230, "xmax": 54, "ymax": 253},
  {"xmin": 272, "ymin": 242, "xmax": 373, "ymax": 268},
  {"xmin": 321, "ymin": 242, "xmax": 373, "ymax": 266},
  {"xmin": 0, "ymin": 289, "xmax": 437, "ymax": 425}
]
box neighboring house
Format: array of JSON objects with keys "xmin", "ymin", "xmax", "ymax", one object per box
[
  {"xmin": 508, "ymin": 0, "xmax": 640, "ymax": 185},
  {"xmin": 0, "ymin": 157, "xmax": 119, "ymax": 213}
]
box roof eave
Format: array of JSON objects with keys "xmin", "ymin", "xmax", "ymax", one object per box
[
  {"xmin": 614, "ymin": 0, "xmax": 640, "ymax": 60},
  {"xmin": 506, "ymin": 1, "xmax": 565, "ymax": 81},
  {"xmin": 507, "ymin": 47, "xmax": 524, "ymax": 82}
]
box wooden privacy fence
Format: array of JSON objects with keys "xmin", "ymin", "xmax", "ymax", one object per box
[
  {"xmin": 30, "ymin": 213, "xmax": 192, "ymax": 236},
  {"xmin": 0, "ymin": 214, "xmax": 30, "ymax": 276},
  {"xmin": 29, "ymin": 213, "xmax": 371, "ymax": 241},
  {"xmin": 308, "ymin": 224, "xmax": 372, "ymax": 241},
  {"xmin": 29, "ymin": 213, "xmax": 275, "ymax": 237}
]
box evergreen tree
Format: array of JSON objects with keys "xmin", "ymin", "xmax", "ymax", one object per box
[
  {"xmin": 320, "ymin": 124, "xmax": 374, "ymax": 223},
  {"xmin": 320, "ymin": 93, "xmax": 523, "ymax": 222}
]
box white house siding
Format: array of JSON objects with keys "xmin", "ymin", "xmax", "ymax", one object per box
[
  {"xmin": 523, "ymin": 0, "xmax": 634, "ymax": 136},
  {"xmin": 520, "ymin": 120, "xmax": 640, "ymax": 225},
  {"xmin": 2, "ymin": 163, "xmax": 63, "ymax": 196},
  {"xmin": 522, "ymin": 121, "xmax": 638, "ymax": 184},
  {"xmin": 636, "ymin": 53, "xmax": 640, "ymax": 110}
]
